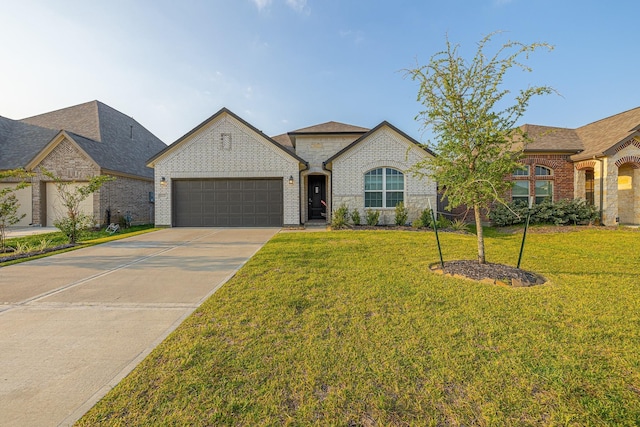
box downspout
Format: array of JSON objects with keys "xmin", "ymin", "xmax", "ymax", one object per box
[{"xmin": 593, "ymin": 156, "xmax": 604, "ymax": 225}]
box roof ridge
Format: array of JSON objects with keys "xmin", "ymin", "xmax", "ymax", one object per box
[{"xmin": 577, "ymin": 106, "xmax": 640, "ymax": 130}]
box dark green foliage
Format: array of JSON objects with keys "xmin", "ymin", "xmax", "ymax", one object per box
[
  {"xmin": 490, "ymin": 199, "xmax": 599, "ymax": 227},
  {"xmin": 365, "ymin": 209, "xmax": 380, "ymax": 226},
  {"xmin": 350, "ymin": 209, "xmax": 361, "ymax": 226},
  {"xmin": 394, "ymin": 202, "xmax": 409, "ymax": 225},
  {"xmin": 331, "ymin": 204, "xmax": 350, "ymax": 229}
]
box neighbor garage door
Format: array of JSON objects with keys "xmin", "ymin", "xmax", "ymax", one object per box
[{"xmin": 172, "ymin": 179, "xmax": 283, "ymax": 227}]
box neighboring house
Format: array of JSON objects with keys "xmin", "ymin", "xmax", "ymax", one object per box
[
  {"xmin": 148, "ymin": 108, "xmax": 436, "ymax": 227},
  {"xmin": 0, "ymin": 100, "xmax": 166, "ymax": 227},
  {"xmin": 513, "ymin": 107, "xmax": 640, "ymax": 225}
]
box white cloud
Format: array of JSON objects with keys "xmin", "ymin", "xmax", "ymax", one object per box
[
  {"xmin": 286, "ymin": 0, "xmax": 308, "ymax": 13},
  {"xmin": 251, "ymin": 0, "xmax": 272, "ymax": 11}
]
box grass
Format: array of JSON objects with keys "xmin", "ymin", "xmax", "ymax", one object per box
[
  {"xmin": 0, "ymin": 224, "xmax": 159, "ymax": 267},
  {"xmin": 78, "ymin": 228, "xmax": 640, "ymax": 426}
]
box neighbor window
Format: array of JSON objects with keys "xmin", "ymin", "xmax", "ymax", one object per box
[
  {"xmin": 512, "ymin": 181, "xmax": 529, "ymax": 205},
  {"xmin": 535, "ymin": 165, "xmax": 552, "ymax": 176},
  {"xmin": 365, "ymin": 168, "xmax": 404, "ymax": 208},
  {"xmin": 513, "ymin": 165, "xmax": 530, "ymax": 176},
  {"xmin": 535, "ymin": 180, "xmax": 553, "ymax": 204}
]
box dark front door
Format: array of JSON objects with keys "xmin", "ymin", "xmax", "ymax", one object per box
[{"xmin": 308, "ymin": 175, "xmax": 326, "ymax": 220}]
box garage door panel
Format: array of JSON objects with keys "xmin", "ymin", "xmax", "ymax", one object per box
[{"xmin": 173, "ymin": 179, "xmax": 283, "ymax": 227}]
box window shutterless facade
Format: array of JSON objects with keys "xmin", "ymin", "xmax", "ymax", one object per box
[{"xmin": 364, "ymin": 168, "xmax": 404, "ymax": 208}]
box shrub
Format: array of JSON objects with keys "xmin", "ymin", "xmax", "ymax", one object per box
[
  {"xmin": 350, "ymin": 209, "xmax": 361, "ymax": 226},
  {"xmin": 365, "ymin": 209, "xmax": 380, "ymax": 226},
  {"xmin": 394, "ymin": 202, "xmax": 409, "ymax": 226},
  {"xmin": 412, "ymin": 219, "xmax": 424, "ymax": 228},
  {"xmin": 490, "ymin": 199, "xmax": 599, "ymax": 227},
  {"xmin": 331, "ymin": 204, "xmax": 350, "ymax": 229},
  {"xmin": 420, "ymin": 208, "xmax": 432, "ymax": 227},
  {"xmin": 449, "ymin": 218, "xmax": 469, "ymax": 232}
]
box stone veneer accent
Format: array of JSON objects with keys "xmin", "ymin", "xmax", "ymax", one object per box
[
  {"xmin": 330, "ymin": 127, "xmax": 436, "ymax": 225},
  {"xmin": 153, "ymin": 114, "xmax": 301, "ymax": 226},
  {"xmin": 601, "ymin": 143, "xmax": 640, "ymax": 225}
]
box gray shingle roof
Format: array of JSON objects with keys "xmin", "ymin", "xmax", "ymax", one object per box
[
  {"xmin": 521, "ymin": 106, "xmax": 640, "ymax": 160},
  {"xmin": 288, "ymin": 121, "xmax": 370, "ymax": 134},
  {"xmin": 18, "ymin": 100, "xmax": 166, "ymax": 178},
  {"xmin": 0, "ymin": 116, "xmax": 58, "ymax": 170},
  {"xmin": 520, "ymin": 124, "xmax": 583, "ymax": 152}
]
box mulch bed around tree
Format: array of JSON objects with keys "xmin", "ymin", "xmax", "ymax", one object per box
[
  {"xmin": 0, "ymin": 244, "xmax": 76, "ymax": 264},
  {"xmin": 430, "ymin": 260, "xmax": 547, "ymax": 287}
]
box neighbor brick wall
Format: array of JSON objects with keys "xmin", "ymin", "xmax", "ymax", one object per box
[
  {"xmin": 100, "ymin": 175, "xmax": 154, "ymax": 225},
  {"xmin": 508, "ymin": 154, "xmax": 575, "ymax": 202},
  {"xmin": 153, "ymin": 114, "xmax": 301, "ymax": 226},
  {"xmin": 32, "ymin": 138, "xmax": 101, "ymax": 226}
]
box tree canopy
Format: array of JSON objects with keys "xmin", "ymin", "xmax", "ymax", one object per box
[{"xmin": 406, "ymin": 32, "xmax": 555, "ymax": 263}]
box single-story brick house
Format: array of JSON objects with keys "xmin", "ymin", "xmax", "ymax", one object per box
[
  {"xmin": 147, "ymin": 108, "xmax": 437, "ymax": 227},
  {"xmin": 0, "ymin": 100, "xmax": 166, "ymax": 227},
  {"xmin": 511, "ymin": 107, "xmax": 640, "ymax": 225}
]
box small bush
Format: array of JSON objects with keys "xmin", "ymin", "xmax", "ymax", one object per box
[
  {"xmin": 350, "ymin": 209, "xmax": 361, "ymax": 226},
  {"xmin": 412, "ymin": 219, "xmax": 424, "ymax": 228},
  {"xmin": 449, "ymin": 218, "xmax": 469, "ymax": 232},
  {"xmin": 365, "ymin": 209, "xmax": 380, "ymax": 226},
  {"xmin": 331, "ymin": 204, "xmax": 350, "ymax": 229},
  {"xmin": 420, "ymin": 208, "xmax": 432, "ymax": 227},
  {"xmin": 490, "ymin": 198, "xmax": 599, "ymax": 227},
  {"xmin": 394, "ymin": 202, "xmax": 409, "ymax": 226}
]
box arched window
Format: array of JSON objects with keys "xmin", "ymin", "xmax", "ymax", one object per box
[
  {"xmin": 535, "ymin": 165, "xmax": 552, "ymax": 176},
  {"xmin": 364, "ymin": 168, "xmax": 404, "ymax": 208}
]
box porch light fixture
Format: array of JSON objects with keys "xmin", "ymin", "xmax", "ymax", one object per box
[
  {"xmin": 160, "ymin": 177, "xmax": 167, "ymax": 186},
  {"xmin": 288, "ymin": 175, "xmax": 294, "ymax": 185}
]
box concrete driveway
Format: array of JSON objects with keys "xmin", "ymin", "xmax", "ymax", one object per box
[{"xmin": 0, "ymin": 227, "xmax": 279, "ymax": 427}]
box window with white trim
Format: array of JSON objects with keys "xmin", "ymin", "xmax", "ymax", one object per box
[
  {"xmin": 513, "ymin": 165, "xmax": 530, "ymax": 176},
  {"xmin": 535, "ymin": 180, "xmax": 553, "ymax": 204},
  {"xmin": 535, "ymin": 165, "xmax": 552, "ymax": 176},
  {"xmin": 364, "ymin": 168, "xmax": 404, "ymax": 208},
  {"xmin": 512, "ymin": 181, "xmax": 529, "ymax": 205}
]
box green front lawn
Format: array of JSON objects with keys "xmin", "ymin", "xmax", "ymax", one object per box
[
  {"xmin": 79, "ymin": 228, "xmax": 640, "ymax": 426},
  {"xmin": 1, "ymin": 225, "xmax": 158, "ymax": 266}
]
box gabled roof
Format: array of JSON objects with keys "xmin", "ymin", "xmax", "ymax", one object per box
[
  {"xmin": 0, "ymin": 116, "xmax": 58, "ymax": 170},
  {"xmin": 288, "ymin": 121, "xmax": 370, "ymax": 135},
  {"xmin": 520, "ymin": 124, "xmax": 583, "ymax": 152},
  {"xmin": 324, "ymin": 121, "xmax": 435, "ymax": 166},
  {"xmin": 521, "ymin": 106, "xmax": 640, "ymax": 161},
  {"xmin": 17, "ymin": 100, "xmax": 166, "ymax": 178},
  {"xmin": 147, "ymin": 107, "xmax": 307, "ymax": 166},
  {"xmin": 573, "ymin": 106, "xmax": 640, "ymax": 160}
]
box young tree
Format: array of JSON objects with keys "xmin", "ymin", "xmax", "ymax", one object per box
[
  {"xmin": 0, "ymin": 169, "xmax": 32, "ymax": 251},
  {"xmin": 41, "ymin": 169, "xmax": 114, "ymax": 244},
  {"xmin": 406, "ymin": 32, "xmax": 555, "ymax": 264}
]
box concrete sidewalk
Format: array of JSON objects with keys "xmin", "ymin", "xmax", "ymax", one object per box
[{"xmin": 0, "ymin": 227, "xmax": 279, "ymax": 427}]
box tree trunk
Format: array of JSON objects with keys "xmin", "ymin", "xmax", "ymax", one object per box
[{"xmin": 474, "ymin": 204, "xmax": 486, "ymax": 264}]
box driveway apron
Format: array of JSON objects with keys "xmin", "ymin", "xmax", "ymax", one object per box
[{"xmin": 0, "ymin": 227, "xmax": 279, "ymax": 427}]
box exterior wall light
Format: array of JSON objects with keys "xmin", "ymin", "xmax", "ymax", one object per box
[
  {"xmin": 160, "ymin": 177, "xmax": 167, "ymax": 186},
  {"xmin": 288, "ymin": 175, "xmax": 294, "ymax": 185}
]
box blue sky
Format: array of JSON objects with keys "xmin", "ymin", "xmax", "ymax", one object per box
[{"xmin": 1, "ymin": 0, "xmax": 638, "ymax": 145}]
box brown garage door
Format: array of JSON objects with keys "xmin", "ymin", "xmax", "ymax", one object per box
[{"xmin": 172, "ymin": 179, "xmax": 283, "ymax": 227}]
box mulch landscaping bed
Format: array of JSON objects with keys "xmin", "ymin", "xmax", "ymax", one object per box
[
  {"xmin": 431, "ymin": 260, "xmax": 547, "ymax": 287},
  {"xmin": 0, "ymin": 244, "xmax": 76, "ymax": 264}
]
